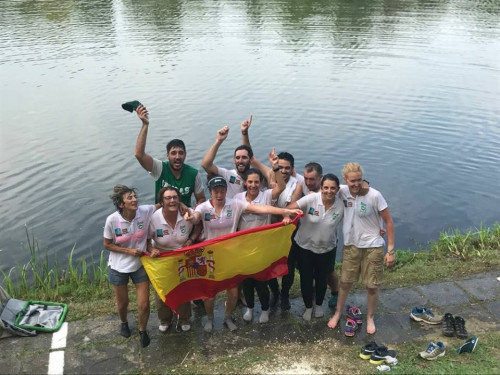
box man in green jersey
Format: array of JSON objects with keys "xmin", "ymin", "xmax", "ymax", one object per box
[{"xmin": 134, "ymin": 105, "xmax": 206, "ymax": 207}]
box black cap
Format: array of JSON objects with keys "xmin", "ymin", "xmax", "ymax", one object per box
[{"xmin": 208, "ymin": 177, "xmax": 227, "ymax": 190}]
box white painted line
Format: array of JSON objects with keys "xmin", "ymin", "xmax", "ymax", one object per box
[
  {"xmin": 48, "ymin": 322, "xmax": 68, "ymax": 375},
  {"xmin": 51, "ymin": 322, "xmax": 68, "ymax": 350},
  {"xmin": 48, "ymin": 350, "xmax": 65, "ymax": 375}
]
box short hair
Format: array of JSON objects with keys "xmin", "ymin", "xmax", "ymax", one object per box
[
  {"xmin": 234, "ymin": 145, "xmax": 253, "ymax": 159},
  {"xmin": 321, "ymin": 173, "xmax": 340, "ymax": 187},
  {"xmin": 166, "ymin": 139, "xmax": 186, "ymax": 153},
  {"xmin": 342, "ymin": 162, "xmax": 364, "ymax": 178},
  {"xmin": 304, "ymin": 162, "xmax": 323, "ymax": 175},
  {"xmin": 243, "ymin": 168, "xmax": 264, "ymax": 182},
  {"xmin": 157, "ymin": 185, "xmax": 181, "ymax": 205},
  {"xmin": 277, "ymin": 152, "xmax": 294, "ymax": 168},
  {"xmin": 110, "ymin": 184, "xmax": 137, "ymax": 213}
]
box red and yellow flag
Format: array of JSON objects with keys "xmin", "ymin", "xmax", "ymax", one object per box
[{"xmin": 141, "ymin": 220, "xmax": 297, "ymax": 312}]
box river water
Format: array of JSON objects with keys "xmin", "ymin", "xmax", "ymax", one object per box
[{"xmin": 1, "ymin": 0, "xmax": 499, "ymax": 273}]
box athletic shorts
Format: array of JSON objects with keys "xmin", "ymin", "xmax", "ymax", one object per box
[
  {"xmin": 340, "ymin": 245, "xmax": 384, "ymax": 288},
  {"xmin": 107, "ymin": 265, "xmax": 149, "ymax": 286}
]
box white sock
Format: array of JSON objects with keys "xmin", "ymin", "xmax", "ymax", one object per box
[
  {"xmin": 302, "ymin": 307, "xmax": 313, "ymax": 321},
  {"xmin": 314, "ymin": 304, "xmax": 324, "ymax": 318},
  {"xmin": 259, "ymin": 310, "xmax": 269, "ymax": 323},
  {"xmin": 243, "ymin": 308, "xmax": 253, "ymax": 322}
]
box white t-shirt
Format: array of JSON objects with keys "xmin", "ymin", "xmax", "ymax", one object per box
[
  {"xmin": 234, "ymin": 189, "xmax": 274, "ymax": 230},
  {"xmin": 294, "ymin": 192, "xmax": 344, "ymax": 254},
  {"xmin": 277, "ymin": 176, "xmax": 298, "ymax": 208},
  {"xmin": 195, "ymin": 198, "xmax": 249, "ymax": 239},
  {"xmin": 338, "ymin": 185, "xmax": 387, "ymax": 248},
  {"xmin": 103, "ymin": 205, "xmax": 156, "ymax": 273},
  {"xmin": 148, "ymin": 209, "xmax": 194, "ymax": 251},
  {"xmin": 216, "ymin": 166, "xmax": 244, "ymax": 198}
]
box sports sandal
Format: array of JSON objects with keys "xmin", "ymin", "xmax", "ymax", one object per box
[
  {"xmin": 345, "ymin": 317, "xmax": 358, "ymax": 337},
  {"xmin": 346, "ymin": 305, "xmax": 363, "ymax": 325}
]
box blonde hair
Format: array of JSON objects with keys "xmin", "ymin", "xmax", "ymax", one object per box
[{"xmin": 342, "ymin": 162, "xmax": 364, "ymax": 179}]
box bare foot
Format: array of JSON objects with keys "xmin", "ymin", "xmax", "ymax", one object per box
[
  {"xmin": 327, "ymin": 313, "xmax": 341, "ymax": 329},
  {"xmin": 366, "ymin": 316, "xmax": 376, "ymax": 334}
]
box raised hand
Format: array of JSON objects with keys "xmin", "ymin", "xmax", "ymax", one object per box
[
  {"xmin": 241, "ymin": 114, "xmax": 252, "ymax": 134},
  {"xmin": 268, "ymin": 147, "xmax": 279, "ymax": 168},
  {"xmin": 217, "ymin": 126, "xmax": 230, "ymax": 142},
  {"xmin": 136, "ymin": 105, "xmax": 149, "ymax": 126}
]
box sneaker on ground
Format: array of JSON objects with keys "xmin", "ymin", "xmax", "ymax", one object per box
[
  {"xmin": 314, "ymin": 304, "xmax": 324, "ymax": 318},
  {"xmin": 419, "ymin": 341, "xmax": 445, "ymax": 360},
  {"xmin": 369, "ymin": 345, "xmax": 397, "ymax": 365},
  {"xmin": 120, "ymin": 322, "xmax": 131, "ymax": 338},
  {"xmin": 410, "ymin": 306, "xmax": 442, "ymax": 324},
  {"xmin": 345, "ymin": 317, "xmax": 358, "ymax": 337},
  {"xmin": 139, "ymin": 331, "xmax": 150, "ymax": 348},
  {"xmin": 441, "ymin": 313, "xmax": 455, "ymax": 337},
  {"xmin": 259, "ymin": 310, "xmax": 269, "ymax": 323},
  {"xmin": 457, "ymin": 335, "xmax": 478, "ymax": 354},
  {"xmin": 243, "ymin": 308, "xmax": 253, "ymax": 322},
  {"xmin": 280, "ymin": 295, "xmax": 291, "ymax": 311},
  {"xmin": 360, "ymin": 341, "xmax": 379, "ymax": 360},
  {"xmin": 454, "ymin": 316, "xmax": 468, "ymax": 339},
  {"xmin": 158, "ymin": 323, "xmax": 170, "ymax": 333},
  {"xmin": 224, "ymin": 316, "xmax": 238, "ymax": 331},
  {"xmin": 328, "ymin": 293, "xmax": 338, "ymax": 309},
  {"xmin": 302, "ymin": 307, "xmax": 313, "ymax": 321},
  {"xmin": 181, "ymin": 324, "xmax": 191, "ymax": 332},
  {"xmin": 204, "ymin": 318, "xmax": 213, "ymax": 332},
  {"xmin": 346, "ymin": 305, "xmax": 363, "ymax": 325}
]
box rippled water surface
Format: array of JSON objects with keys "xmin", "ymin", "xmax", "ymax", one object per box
[{"xmin": 1, "ymin": 0, "xmax": 499, "ymax": 271}]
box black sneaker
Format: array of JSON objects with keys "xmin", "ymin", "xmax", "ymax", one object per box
[
  {"xmin": 454, "ymin": 316, "xmax": 468, "ymax": 339},
  {"xmin": 139, "ymin": 330, "xmax": 150, "ymax": 348},
  {"xmin": 359, "ymin": 341, "xmax": 379, "ymax": 360},
  {"xmin": 269, "ymin": 292, "xmax": 280, "ymax": 308},
  {"xmin": 441, "ymin": 313, "xmax": 455, "ymax": 337},
  {"xmin": 120, "ymin": 322, "xmax": 131, "ymax": 338},
  {"xmin": 369, "ymin": 345, "xmax": 397, "ymax": 365},
  {"xmin": 280, "ymin": 295, "xmax": 291, "ymax": 311}
]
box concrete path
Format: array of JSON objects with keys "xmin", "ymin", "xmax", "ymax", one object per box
[{"xmin": 1, "ymin": 271, "xmax": 498, "ymax": 374}]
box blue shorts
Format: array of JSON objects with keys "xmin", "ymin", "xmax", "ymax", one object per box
[{"xmin": 108, "ymin": 266, "xmax": 149, "ymax": 286}]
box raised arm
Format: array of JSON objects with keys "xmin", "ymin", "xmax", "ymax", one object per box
[
  {"xmin": 201, "ymin": 126, "xmax": 229, "ymax": 176},
  {"xmin": 268, "ymin": 148, "xmax": 286, "ymax": 200},
  {"xmin": 290, "ymin": 182, "xmax": 303, "ymax": 203},
  {"xmin": 134, "ymin": 105, "xmax": 154, "ymax": 172},
  {"xmin": 241, "ymin": 114, "xmax": 252, "ymax": 147}
]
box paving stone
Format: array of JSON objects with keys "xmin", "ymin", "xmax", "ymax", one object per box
[
  {"xmin": 416, "ymin": 281, "xmax": 469, "ymax": 307},
  {"xmin": 484, "ymin": 301, "xmax": 500, "ymax": 321},
  {"xmin": 379, "ymin": 287, "xmax": 429, "ymax": 313},
  {"xmin": 456, "ymin": 277, "xmax": 500, "ymax": 301}
]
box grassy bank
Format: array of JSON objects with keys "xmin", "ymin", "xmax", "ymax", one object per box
[{"xmin": 2, "ymin": 223, "xmax": 499, "ymax": 320}]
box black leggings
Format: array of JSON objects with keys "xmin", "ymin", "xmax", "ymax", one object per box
[
  {"xmin": 243, "ymin": 278, "xmax": 270, "ymax": 310},
  {"xmin": 297, "ymin": 243, "xmax": 336, "ymax": 308}
]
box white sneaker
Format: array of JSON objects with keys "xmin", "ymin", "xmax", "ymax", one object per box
[
  {"xmin": 302, "ymin": 307, "xmax": 313, "ymax": 321},
  {"xmin": 243, "ymin": 308, "xmax": 253, "ymax": 322},
  {"xmin": 181, "ymin": 324, "xmax": 191, "ymax": 332},
  {"xmin": 158, "ymin": 324, "xmax": 169, "ymax": 332},
  {"xmin": 314, "ymin": 304, "xmax": 324, "ymax": 318},
  {"xmin": 259, "ymin": 310, "xmax": 269, "ymax": 323},
  {"xmin": 204, "ymin": 318, "xmax": 213, "ymax": 332}
]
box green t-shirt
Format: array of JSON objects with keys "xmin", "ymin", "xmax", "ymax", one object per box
[{"xmin": 154, "ymin": 162, "xmax": 199, "ymax": 207}]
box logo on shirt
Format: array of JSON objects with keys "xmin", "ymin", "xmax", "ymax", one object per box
[
  {"xmin": 122, "ymin": 228, "xmax": 128, "ymax": 234},
  {"xmin": 180, "ymin": 225, "xmax": 186, "ymax": 234},
  {"xmin": 156, "ymin": 229, "xmax": 163, "ymax": 237},
  {"xmin": 332, "ymin": 213, "xmax": 339, "ymax": 221},
  {"xmin": 114, "ymin": 228, "xmax": 122, "ymax": 236},
  {"xmin": 229, "ymin": 176, "xmax": 237, "ymax": 184},
  {"xmin": 308, "ymin": 207, "xmax": 319, "ymax": 216},
  {"xmin": 360, "ymin": 202, "xmax": 367, "ymax": 213},
  {"xmin": 204, "ymin": 213, "xmax": 212, "ymax": 221},
  {"xmin": 227, "ymin": 210, "xmax": 232, "ymax": 218},
  {"xmin": 138, "ymin": 221, "xmax": 144, "ymax": 229}
]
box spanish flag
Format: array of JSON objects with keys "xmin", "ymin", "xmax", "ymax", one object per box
[{"xmin": 141, "ymin": 219, "xmax": 297, "ymax": 312}]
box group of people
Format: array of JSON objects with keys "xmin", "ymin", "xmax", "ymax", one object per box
[{"xmin": 103, "ymin": 106, "xmax": 395, "ymax": 347}]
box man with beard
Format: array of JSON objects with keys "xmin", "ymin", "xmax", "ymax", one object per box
[
  {"xmin": 201, "ymin": 116, "xmax": 253, "ymax": 198},
  {"xmin": 134, "ymin": 105, "xmax": 206, "ymax": 207}
]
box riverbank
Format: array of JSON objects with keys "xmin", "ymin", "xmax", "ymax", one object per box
[{"xmin": 1, "ymin": 271, "xmax": 498, "ymax": 374}]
